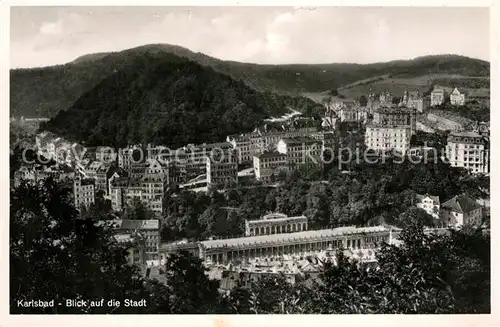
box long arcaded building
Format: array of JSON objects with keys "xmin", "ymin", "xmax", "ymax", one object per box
[{"xmin": 159, "ymin": 213, "xmax": 398, "ymax": 265}]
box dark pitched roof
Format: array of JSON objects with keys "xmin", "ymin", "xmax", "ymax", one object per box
[
  {"xmin": 442, "ymin": 194, "xmax": 481, "ymax": 214},
  {"xmin": 280, "ymin": 137, "xmax": 321, "ymax": 145},
  {"xmin": 254, "ymin": 151, "xmax": 287, "ymax": 159}
]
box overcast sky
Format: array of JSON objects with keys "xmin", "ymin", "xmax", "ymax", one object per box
[{"xmin": 10, "ymin": 6, "xmax": 490, "ymax": 69}]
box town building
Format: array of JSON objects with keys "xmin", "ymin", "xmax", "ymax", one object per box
[
  {"xmin": 407, "ymin": 146, "xmax": 438, "ymax": 161},
  {"xmin": 47, "ymin": 137, "xmax": 71, "ymax": 163},
  {"xmin": 250, "ymin": 126, "xmax": 318, "ymax": 155},
  {"xmin": 73, "ymin": 175, "xmax": 95, "ymax": 209},
  {"xmin": 431, "ymin": 86, "xmax": 446, "ymax": 106},
  {"xmin": 83, "ymin": 160, "xmax": 103, "ymax": 179},
  {"xmin": 310, "ymin": 131, "xmax": 336, "ymax": 156},
  {"xmin": 379, "ymin": 91, "xmax": 393, "ymax": 106},
  {"xmin": 321, "ymin": 115, "xmax": 338, "ymax": 131},
  {"xmin": 95, "ymin": 163, "xmax": 116, "ymax": 195},
  {"xmin": 109, "ymin": 219, "xmax": 160, "ymax": 261},
  {"xmin": 339, "ymin": 106, "xmax": 369, "ymax": 123},
  {"xmin": 365, "ymin": 124, "xmax": 411, "ymax": 154},
  {"xmin": 277, "ymin": 137, "xmax": 323, "ymax": 170},
  {"xmin": 441, "ymin": 194, "xmax": 483, "ymax": 228},
  {"xmin": 94, "ymin": 146, "xmax": 116, "ymax": 163},
  {"xmin": 477, "ymin": 122, "xmax": 490, "ymax": 137},
  {"xmin": 450, "ymin": 87, "xmax": 466, "ymax": 106},
  {"xmin": 367, "ymin": 92, "xmax": 382, "ymax": 113},
  {"xmin": 35, "ymin": 131, "xmax": 56, "ymax": 152},
  {"xmin": 115, "ymin": 233, "xmax": 147, "ymax": 267},
  {"xmin": 253, "ymin": 151, "xmax": 287, "ymax": 184},
  {"xmin": 227, "ymin": 134, "xmax": 253, "ymax": 164},
  {"xmin": 400, "ymin": 90, "xmax": 427, "ymax": 113},
  {"xmin": 206, "ymin": 150, "xmax": 238, "ymax": 186},
  {"xmin": 372, "ymin": 107, "xmax": 417, "ymax": 135},
  {"xmin": 245, "ymin": 213, "xmax": 308, "ymax": 236},
  {"xmin": 108, "ymin": 172, "xmax": 168, "ymax": 216},
  {"xmin": 415, "ymin": 194, "xmax": 440, "ymax": 219},
  {"xmin": 445, "ymin": 132, "xmax": 489, "ymax": 174},
  {"xmin": 183, "ymin": 142, "xmax": 233, "ymax": 178},
  {"xmin": 118, "ymin": 145, "xmax": 145, "ymax": 169}
]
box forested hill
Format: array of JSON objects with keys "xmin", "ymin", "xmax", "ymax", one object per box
[
  {"xmin": 11, "ymin": 43, "xmax": 490, "ymax": 118},
  {"xmin": 40, "ymin": 53, "xmax": 324, "ymax": 148}
]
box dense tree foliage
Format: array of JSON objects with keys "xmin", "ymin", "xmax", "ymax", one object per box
[
  {"xmin": 410, "ymin": 130, "xmax": 449, "ymax": 152},
  {"xmin": 161, "ymin": 159, "xmax": 488, "ymax": 243},
  {"xmin": 40, "ymin": 53, "xmax": 323, "ymax": 148},
  {"xmin": 10, "ymin": 178, "xmax": 153, "ymax": 313},
  {"xmin": 224, "ymin": 221, "xmax": 490, "ymax": 314},
  {"xmin": 10, "ymin": 178, "xmax": 489, "ymax": 314},
  {"xmin": 122, "ymin": 197, "xmax": 157, "ymax": 221}
]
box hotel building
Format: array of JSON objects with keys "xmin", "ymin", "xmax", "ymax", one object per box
[
  {"xmin": 364, "ymin": 124, "xmax": 411, "ymax": 154},
  {"xmin": 73, "ymin": 175, "xmax": 95, "ymax": 209},
  {"xmin": 253, "ymin": 151, "xmax": 288, "ymax": 184},
  {"xmin": 206, "ymin": 150, "xmax": 238, "ymax": 186},
  {"xmin": 445, "ymin": 132, "xmax": 489, "ymax": 174}
]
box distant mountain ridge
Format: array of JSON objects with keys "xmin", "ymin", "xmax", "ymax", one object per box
[{"xmin": 10, "ymin": 43, "xmax": 490, "ymax": 118}]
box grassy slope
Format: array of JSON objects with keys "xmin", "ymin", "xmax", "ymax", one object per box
[{"xmin": 305, "ymin": 74, "xmax": 490, "ymax": 103}]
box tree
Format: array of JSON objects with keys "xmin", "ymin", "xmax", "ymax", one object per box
[
  {"xmin": 359, "ymin": 95, "xmax": 368, "ymax": 107},
  {"xmin": 10, "ymin": 178, "xmax": 154, "ymax": 313},
  {"xmin": 163, "ymin": 251, "xmax": 225, "ymax": 313},
  {"xmin": 123, "ymin": 197, "xmax": 156, "ymax": 220},
  {"xmin": 300, "ymin": 223, "xmax": 490, "ymax": 314},
  {"xmin": 396, "ymin": 207, "xmax": 436, "ymax": 228},
  {"xmin": 229, "ymin": 274, "xmax": 311, "ymax": 314}
]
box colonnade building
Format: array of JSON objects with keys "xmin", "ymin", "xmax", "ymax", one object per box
[
  {"xmin": 245, "ymin": 213, "xmax": 308, "ymax": 236},
  {"xmin": 200, "ymin": 225, "xmax": 394, "ymax": 265},
  {"xmin": 159, "ymin": 212, "xmax": 398, "ymax": 265}
]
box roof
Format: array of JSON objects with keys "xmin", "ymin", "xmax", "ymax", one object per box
[
  {"xmin": 114, "ymin": 233, "xmax": 134, "ymax": 243},
  {"xmin": 442, "ymin": 194, "xmax": 481, "ymax": 214},
  {"xmin": 416, "ymin": 193, "xmax": 440, "ymax": 204},
  {"xmin": 254, "ymin": 151, "xmax": 287, "ymax": 159},
  {"xmin": 247, "ymin": 214, "xmax": 307, "ymax": 225},
  {"xmin": 96, "ymin": 164, "xmax": 112, "ymax": 173},
  {"xmin": 451, "ymin": 87, "xmax": 466, "ymax": 95},
  {"xmin": 408, "ymin": 90, "xmax": 420, "ymax": 98},
  {"xmin": 279, "ymin": 137, "xmax": 321, "ymax": 145},
  {"xmin": 201, "ymin": 225, "xmax": 390, "ymax": 249},
  {"xmin": 366, "ymin": 124, "xmax": 411, "ymax": 130},
  {"xmin": 110, "ymin": 177, "xmax": 130, "ymax": 187},
  {"xmin": 374, "ymin": 107, "xmax": 415, "ymax": 114},
  {"xmin": 449, "ymin": 131, "xmax": 482, "ymax": 138},
  {"xmin": 115, "ymin": 219, "xmax": 160, "ymax": 230},
  {"xmin": 85, "ymin": 160, "xmax": 102, "ymax": 171}
]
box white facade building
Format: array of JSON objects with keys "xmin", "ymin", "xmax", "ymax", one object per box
[
  {"xmin": 446, "ymin": 132, "xmax": 489, "ymax": 174},
  {"xmin": 206, "ymin": 150, "xmax": 238, "ymax": 186},
  {"xmin": 450, "ymin": 87, "xmax": 466, "ymax": 106},
  {"xmin": 415, "ymin": 194, "xmax": 440, "ymax": 219},
  {"xmin": 365, "ymin": 124, "xmax": 411, "ymax": 154},
  {"xmin": 253, "ymin": 151, "xmax": 287, "ymax": 184},
  {"xmin": 277, "ymin": 137, "xmax": 323, "ymax": 169}
]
